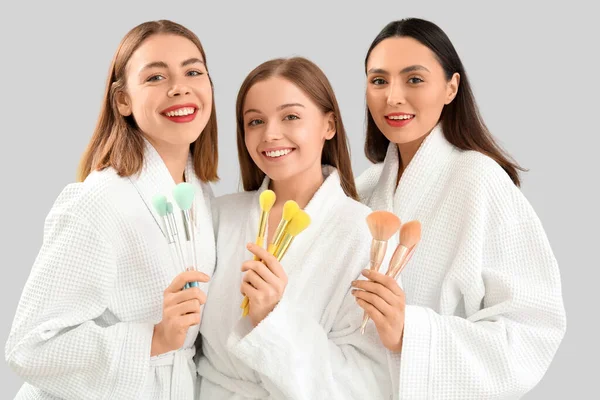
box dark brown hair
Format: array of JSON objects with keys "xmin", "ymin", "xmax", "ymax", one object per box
[
  {"xmin": 77, "ymin": 19, "xmax": 218, "ymax": 182},
  {"xmin": 364, "ymin": 18, "xmax": 525, "ymax": 186},
  {"xmin": 235, "ymin": 57, "xmax": 358, "ymax": 199}
]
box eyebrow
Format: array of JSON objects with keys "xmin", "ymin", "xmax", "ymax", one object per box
[
  {"xmin": 367, "ymin": 65, "xmax": 430, "ymax": 74},
  {"xmin": 244, "ymin": 103, "xmax": 305, "ymax": 115},
  {"xmin": 140, "ymin": 57, "xmax": 204, "ymax": 72}
]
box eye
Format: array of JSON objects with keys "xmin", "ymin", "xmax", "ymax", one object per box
[
  {"xmin": 408, "ymin": 77, "xmax": 424, "ymax": 84},
  {"xmin": 146, "ymin": 74, "xmax": 165, "ymax": 82},
  {"xmin": 248, "ymin": 118, "xmax": 263, "ymax": 127},
  {"xmin": 187, "ymin": 70, "xmax": 204, "ymax": 77},
  {"xmin": 284, "ymin": 114, "xmax": 299, "ymax": 121},
  {"xmin": 371, "ymin": 77, "xmax": 387, "ymax": 85}
]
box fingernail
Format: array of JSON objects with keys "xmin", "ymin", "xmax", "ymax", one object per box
[
  {"xmin": 362, "ymin": 269, "xmax": 371, "ymax": 276},
  {"xmin": 246, "ymin": 243, "xmax": 252, "ymax": 249}
]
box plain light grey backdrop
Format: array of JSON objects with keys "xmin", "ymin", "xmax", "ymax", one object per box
[{"xmin": 1, "ymin": 0, "xmax": 597, "ymax": 398}]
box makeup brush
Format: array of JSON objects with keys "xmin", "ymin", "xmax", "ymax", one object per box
[
  {"xmin": 240, "ymin": 190, "xmax": 278, "ymax": 311},
  {"xmin": 360, "ymin": 220, "xmax": 421, "ymax": 335},
  {"xmin": 241, "ymin": 210, "xmax": 311, "ymax": 317},
  {"xmin": 164, "ymin": 201, "xmax": 193, "ymax": 290},
  {"xmin": 356, "ymin": 211, "xmax": 401, "ymax": 332},
  {"xmin": 152, "ymin": 195, "xmax": 184, "ymax": 276},
  {"xmin": 173, "ymin": 183, "xmax": 199, "ymax": 288},
  {"xmin": 366, "ymin": 211, "xmax": 401, "ymax": 273},
  {"xmin": 254, "ymin": 190, "xmax": 276, "ymax": 261},
  {"xmin": 385, "ymin": 221, "xmax": 421, "ymax": 279},
  {"xmin": 267, "ymin": 200, "xmax": 300, "ymax": 254}
]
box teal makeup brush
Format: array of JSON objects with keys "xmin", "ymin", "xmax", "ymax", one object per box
[
  {"xmin": 152, "ymin": 195, "xmax": 190, "ymax": 289},
  {"xmin": 166, "ymin": 201, "xmax": 193, "ymax": 289},
  {"xmin": 173, "ymin": 183, "xmax": 199, "ymax": 288}
]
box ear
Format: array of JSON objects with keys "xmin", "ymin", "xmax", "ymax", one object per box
[
  {"xmin": 115, "ymin": 90, "xmax": 132, "ymax": 116},
  {"xmin": 445, "ymin": 72, "xmax": 460, "ymax": 105},
  {"xmin": 324, "ymin": 111, "xmax": 337, "ymax": 141}
]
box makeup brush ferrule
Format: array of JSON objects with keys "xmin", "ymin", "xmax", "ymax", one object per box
[
  {"xmin": 274, "ymin": 234, "xmax": 294, "ymax": 261},
  {"xmin": 369, "ymin": 239, "xmax": 387, "ymax": 271},
  {"xmin": 271, "ymin": 220, "xmax": 289, "ymax": 250}
]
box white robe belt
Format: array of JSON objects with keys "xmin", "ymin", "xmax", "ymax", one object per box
[{"xmin": 150, "ymin": 346, "xmax": 196, "ymax": 399}]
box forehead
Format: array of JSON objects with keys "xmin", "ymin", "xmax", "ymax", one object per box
[
  {"xmin": 367, "ymin": 37, "xmax": 438, "ymax": 71},
  {"xmin": 127, "ymin": 33, "xmax": 203, "ymax": 71},
  {"xmin": 244, "ymin": 77, "xmax": 316, "ymax": 111}
]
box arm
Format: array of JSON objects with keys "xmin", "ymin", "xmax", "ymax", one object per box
[{"xmin": 5, "ymin": 210, "xmax": 154, "ymax": 399}]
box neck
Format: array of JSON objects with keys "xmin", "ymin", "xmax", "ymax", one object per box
[
  {"xmin": 146, "ymin": 136, "xmax": 190, "ymax": 184},
  {"xmin": 269, "ymin": 162, "xmax": 324, "ymax": 209}
]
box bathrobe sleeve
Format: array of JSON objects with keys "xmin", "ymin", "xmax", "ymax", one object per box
[
  {"xmin": 392, "ymin": 216, "xmax": 567, "ymax": 399},
  {"xmin": 5, "ymin": 208, "xmax": 154, "ymax": 399},
  {"xmin": 227, "ymin": 262, "xmax": 391, "ymax": 399}
]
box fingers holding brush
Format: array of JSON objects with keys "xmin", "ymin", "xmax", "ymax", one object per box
[{"xmin": 352, "ymin": 270, "xmax": 406, "ymax": 353}]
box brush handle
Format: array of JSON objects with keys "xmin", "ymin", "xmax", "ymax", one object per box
[{"xmin": 241, "ymin": 235, "xmax": 293, "ymax": 316}]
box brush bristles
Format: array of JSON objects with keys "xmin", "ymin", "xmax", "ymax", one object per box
[
  {"xmin": 260, "ymin": 190, "xmax": 276, "ymax": 212},
  {"xmin": 286, "ymin": 211, "xmax": 311, "ymax": 236},
  {"xmin": 282, "ymin": 200, "xmax": 300, "ymax": 221},
  {"xmin": 399, "ymin": 220, "xmax": 421, "ymax": 248},
  {"xmin": 366, "ymin": 211, "xmax": 401, "ymax": 241},
  {"xmin": 172, "ymin": 183, "xmax": 195, "ymax": 210},
  {"xmin": 152, "ymin": 194, "xmax": 168, "ymax": 217}
]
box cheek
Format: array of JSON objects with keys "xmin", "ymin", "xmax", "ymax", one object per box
[
  {"xmin": 413, "ymin": 86, "xmax": 447, "ymax": 114},
  {"xmin": 366, "ymin": 89, "xmax": 385, "ymax": 114}
]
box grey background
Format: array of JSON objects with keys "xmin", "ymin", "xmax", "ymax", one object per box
[{"xmin": 1, "ymin": 0, "xmax": 597, "ymax": 398}]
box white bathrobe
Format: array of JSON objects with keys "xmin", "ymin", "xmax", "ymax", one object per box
[
  {"xmin": 196, "ymin": 166, "xmax": 392, "ymax": 400},
  {"xmin": 356, "ymin": 124, "xmax": 567, "ymax": 399},
  {"xmin": 5, "ymin": 139, "xmax": 216, "ymax": 400}
]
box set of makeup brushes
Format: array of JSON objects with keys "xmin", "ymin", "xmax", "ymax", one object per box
[
  {"xmin": 361, "ymin": 210, "xmax": 422, "ymax": 334},
  {"xmin": 152, "ymin": 183, "xmax": 200, "ymax": 290},
  {"xmin": 240, "ymin": 189, "xmax": 311, "ymax": 317}
]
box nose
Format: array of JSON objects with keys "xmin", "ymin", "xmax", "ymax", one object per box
[
  {"xmin": 262, "ymin": 121, "xmax": 283, "ymax": 142},
  {"xmin": 167, "ymin": 79, "xmax": 192, "ymax": 97},
  {"xmin": 386, "ymin": 82, "xmax": 406, "ymax": 107}
]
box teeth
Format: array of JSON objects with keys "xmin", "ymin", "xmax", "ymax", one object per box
[
  {"xmin": 265, "ymin": 149, "xmax": 292, "ymax": 158},
  {"xmin": 165, "ymin": 107, "xmax": 195, "ymax": 117},
  {"xmin": 388, "ymin": 115, "xmax": 414, "ymax": 120}
]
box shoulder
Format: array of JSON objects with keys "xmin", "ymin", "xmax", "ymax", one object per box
[
  {"xmin": 49, "ymin": 168, "xmax": 129, "ymax": 219},
  {"xmin": 447, "ymin": 150, "xmax": 536, "ymax": 224}
]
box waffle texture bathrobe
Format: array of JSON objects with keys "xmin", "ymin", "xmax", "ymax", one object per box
[
  {"xmin": 197, "ymin": 166, "xmax": 393, "ymax": 399},
  {"xmin": 356, "ymin": 124, "xmax": 567, "ymax": 399},
  {"xmin": 5, "ymin": 139, "xmax": 216, "ymax": 399}
]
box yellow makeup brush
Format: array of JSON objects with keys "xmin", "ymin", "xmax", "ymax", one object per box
[
  {"xmin": 271, "ymin": 210, "xmax": 311, "ymax": 261},
  {"xmin": 254, "ymin": 190, "xmax": 276, "ymax": 261},
  {"xmin": 240, "ymin": 190, "xmax": 277, "ymax": 311},
  {"xmin": 241, "ymin": 210, "xmax": 311, "ymax": 317},
  {"xmin": 267, "ymin": 200, "xmax": 301, "ymax": 254},
  {"xmin": 360, "ymin": 220, "xmax": 421, "ymax": 335}
]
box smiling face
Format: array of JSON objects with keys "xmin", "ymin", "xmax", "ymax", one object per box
[
  {"xmin": 116, "ymin": 33, "xmax": 213, "ymax": 151},
  {"xmin": 242, "ymin": 76, "xmax": 336, "ymax": 184},
  {"xmin": 366, "ymin": 36, "xmax": 459, "ymax": 145}
]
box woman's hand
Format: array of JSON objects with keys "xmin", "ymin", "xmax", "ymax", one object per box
[
  {"xmin": 151, "ymin": 270, "xmax": 210, "ymax": 356},
  {"xmin": 241, "ymin": 243, "xmax": 288, "ymax": 327},
  {"xmin": 352, "ymin": 269, "xmax": 405, "ymax": 353}
]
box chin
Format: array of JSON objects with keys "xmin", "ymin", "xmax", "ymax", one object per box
[{"xmin": 381, "ymin": 127, "xmax": 427, "ymax": 145}]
